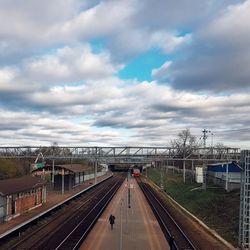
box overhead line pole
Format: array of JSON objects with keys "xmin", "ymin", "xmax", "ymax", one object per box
[{"xmin": 201, "ymin": 129, "xmax": 211, "ymax": 189}]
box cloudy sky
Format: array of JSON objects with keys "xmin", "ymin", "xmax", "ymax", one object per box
[{"xmin": 0, "ymin": 0, "xmax": 250, "ymax": 148}]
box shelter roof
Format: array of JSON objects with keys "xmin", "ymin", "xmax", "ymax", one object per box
[
  {"xmin": 32, "ymin": 164, "xmax": 89, "ymax": 174},
  {"xmin": 58, "ymin": 164, "xmax": 87, "ymax": 173},
  {"xmin": 207, "ymin": 161, "xmax": 242, "ymax": 172},
  {"xmin": 0, "ymin": 175, "xmax": 46, "ymax": 196}
]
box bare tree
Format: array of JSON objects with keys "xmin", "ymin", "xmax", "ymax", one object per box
[
  {"xmin": 171, "ymin": 129, "xmax": 200, "ymax": 183},
  {"xmin": 171, "ymin": 128, "xmax": 199, "ymax": 157}
]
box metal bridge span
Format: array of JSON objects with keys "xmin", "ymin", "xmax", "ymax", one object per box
[{"xmin": 0, "ymin": 146, "xmax": 240, "ymax": 163}]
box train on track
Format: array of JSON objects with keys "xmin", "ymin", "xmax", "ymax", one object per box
[{"xmin": 132, "ymin": 168, "xmax": 141, "ymax": 177}]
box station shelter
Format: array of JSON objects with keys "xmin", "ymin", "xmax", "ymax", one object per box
[
  {"xmin": 0, "ymin": 175, "xmax": 46, "ymax": 222},
  {"xmin": 32, "ymin": 164, "xmax": 87, "ymax": 191}
]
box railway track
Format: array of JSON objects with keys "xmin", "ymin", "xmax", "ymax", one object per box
[
  {"xmin": 3, "ymin": 174, "xmax": 125, "ymax": 250},
  {"xmin": 137, "ymin": 178, "xmax": 199, "ymax": 250}
]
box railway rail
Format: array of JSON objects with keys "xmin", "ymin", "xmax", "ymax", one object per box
[
  {"xmin": 2, "ymin": 174, "xmax": 125, "ymax": 250},
  {"xmin": 137, "ymin": 178, "xmax": 198, "ymax": 250}
]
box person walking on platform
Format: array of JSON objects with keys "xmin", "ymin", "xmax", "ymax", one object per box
[
  {"xmin": 109, "ymin": 214, "xmax": 115, "ymax": 230},
  {"xmin": 168, "ymin": 235, "xmax": 175, "ymax": 250}
]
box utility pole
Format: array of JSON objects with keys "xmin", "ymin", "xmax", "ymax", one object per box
[
  {"xmin": 52, "ymin": 159, "xmax": 55, "ymax": 189},
  {"xmin": 160, "ymin": 160, "xmax": 164, "ymax": 190},
  {"xmin": 201, "ymin": 129, "xmax": 211, "ymax": 189},
  {"xmin": 183, "ymin": 143, "xmax": 186, "ymax": 183},
  {"xmin": 202, "ymin": 129, "xmax": 211, "ymax": 148},
  {"xmin": 94, "ymin": 147, "xmax": 98, "ymax": 184},
  {"xmin": 211, "ymin": 133, "xmax": 214, "ymax": 158}
]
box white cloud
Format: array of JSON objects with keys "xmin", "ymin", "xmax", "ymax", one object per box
[
  {"xmin": 1, "ymin": 75, "xmax": 250, "ymax": 147},
  {"xmin": 27, "ymin": 45, "xmax": 121, "ymax": 82},
  {"xmin": 57, "ymin": 0, "xmax": 135, "ymax": 40},
  {"xmin": 0, "ymin": 44, "xmax": 122, "ymax": 94},
  {"xmin": 0, "ymin": 68, "xmax": 16, "ymax": 84},
  {"xmin": 0, "ymin": 107, "xmax": 122, "ymax": 146},
  {"xmin": 151, "ymin": 61, "xmax": 172, "ymax": 80},
  {"xmin": 203, "ymin": 1, "xmax": 250, "ymax": 47},
  {"xmin": 0, "ymin": 67, "xmax": 29, "ymax": 92},
  {"xmin": 151, "ymin": 32, "xmax": 192, "ymax": 53},
  {"xmin": 30, "ymin": 78, "xmax": 123, "ymax": 107},
  {"xmin": 0, "ymin": 0, "xmax": 79, "ymax": 42}
]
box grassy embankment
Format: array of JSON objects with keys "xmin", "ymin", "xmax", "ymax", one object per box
[{"xmin": 146, "ymin": 168, "xmax": 240, "ymax": 246}]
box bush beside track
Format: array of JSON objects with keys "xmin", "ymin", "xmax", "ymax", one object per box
[{"xmin": 145, "ymin": 168, "xmax": 239, "ymax": 247}]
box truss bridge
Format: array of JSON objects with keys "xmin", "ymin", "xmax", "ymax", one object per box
[{"xmin": 0, "ymin": 146, "xmax": 240, "ymax": 164}]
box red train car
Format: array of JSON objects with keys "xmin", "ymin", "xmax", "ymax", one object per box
[{"xmin": 132, "ymin": 168, "xmax": 141, "ymax": 177}]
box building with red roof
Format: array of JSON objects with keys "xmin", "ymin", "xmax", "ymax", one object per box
[{"xmin": 0, "ymin": 175, "xmax": 46, "ymax": 222}]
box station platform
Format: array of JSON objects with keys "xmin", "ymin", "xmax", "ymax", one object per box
[
  {"xmin": 80, "ymin": 176, "xmax": 169, "ymax": 250},
  {"xmin": 0, "ymin": 172, "xmax": 112, "ymax": 237}
]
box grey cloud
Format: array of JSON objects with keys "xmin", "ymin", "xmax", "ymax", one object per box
[
  {"xmin": 167, "ymin": 49, "xmax": 250, "ymax": 92},
  {"xmin": 154, "ymin": 1, "xmax": 250, "ymax": 92},
  {"xmin": 94, "ymin": 118, "xmax": 148, "ymax": 129},
  {"xmin": 135, "ymin": 0, "xmax": 241, "ymax": 29},
  {"xmin": 0, "ymin": 0, "xmax": 241, "ymax": 64}
]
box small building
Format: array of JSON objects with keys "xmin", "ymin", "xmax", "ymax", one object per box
[
  {"xmin": 32, "ymin": 164, "xmax": 87, "ymax": 191},
  {"xmin": 0, "ymin": 175, "xmax": 46, "ymax": 222},
  {"xmin": 53, "ymin": 164, "xmax": 85, "ymax": 190},
  {"xmin": 206, "ymin": 162, "xmax": 242, "ymax": 191}
]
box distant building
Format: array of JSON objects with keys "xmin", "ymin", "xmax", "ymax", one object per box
[
  {"xmin": 206, "ymin": 162, "xmax": 242, "ymax": 191},
  {"xmin": 0, "ymin": 176, "xmax": 46, "ymax": 222}
]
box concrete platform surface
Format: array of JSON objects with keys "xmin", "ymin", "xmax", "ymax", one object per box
[{"xmin": 80, "ymin": 177, "xmax": 169, "ymax": 250}]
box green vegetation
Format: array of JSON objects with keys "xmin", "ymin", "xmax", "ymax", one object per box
[
  {"xmin": 0, "ymin": 158, "xmax": 96, "ymax": 181},
  {"xmin": 0, "ymin": 159, "xmax": 31, "ymax": 180},
  {"xmin": 146, "ymin": 168, "xmax": 240, "ymax": 246}
]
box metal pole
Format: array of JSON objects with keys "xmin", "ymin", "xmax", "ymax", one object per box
[
  {"xmin": 183, "ymin": 160, "xmax": 186, "ymax": 183},
  {"xmin": 202, "ymin": 161, "xmax": 206, "ymax": 189},
  {"xmin": 43, "ymin": 186, "xmax": 46, "ymax": 203},
  {"xmin": 94, "ymin": 159, "xmax": 97, "ymax": 184},
  {"xmin": 6, "ymin": 196, "xmax": 9, "ymax": 221},
  {"xmin": 52, "ymin": 159, "xmax": 55, "ymax": 189},
  {"xmin": 120, "ymin": 200, "xmax": 123, "ymax": 250},
  {"xmin": 225, "ymin": 150, "xmax": 229, "ymax": 192},
  {"xmin": 128, "ymin": 186, "xmax": 131, "ymax": 208},
  {"xmin": 62, "ymin": 168, "xmax": 64, "ymax": 195},
  {"xmin": 191, "ymin": 160, "xmax": 194, "ymax": 183},
  {"xmin": 126, "ymin": 182, "xmax": 128, "ymax": 234},
  {"xmin": 226, "ymin": 163, "xmax": 229, "ymax": 191},
  {"xmin": 183, "ymin": 144, "xmax": 186, "ymax": 183},
  {"xmin": 94, "ymin": 147, "xmax": 98, "ymax": 184},
  {"xmin": 160, "ymin": 161, "xmax": 164, "ymax": 190}
]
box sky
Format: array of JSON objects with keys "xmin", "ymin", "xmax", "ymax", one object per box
[{"xmin": 0, "ymin": 0, "xmax": 250, "ymax": 149}]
